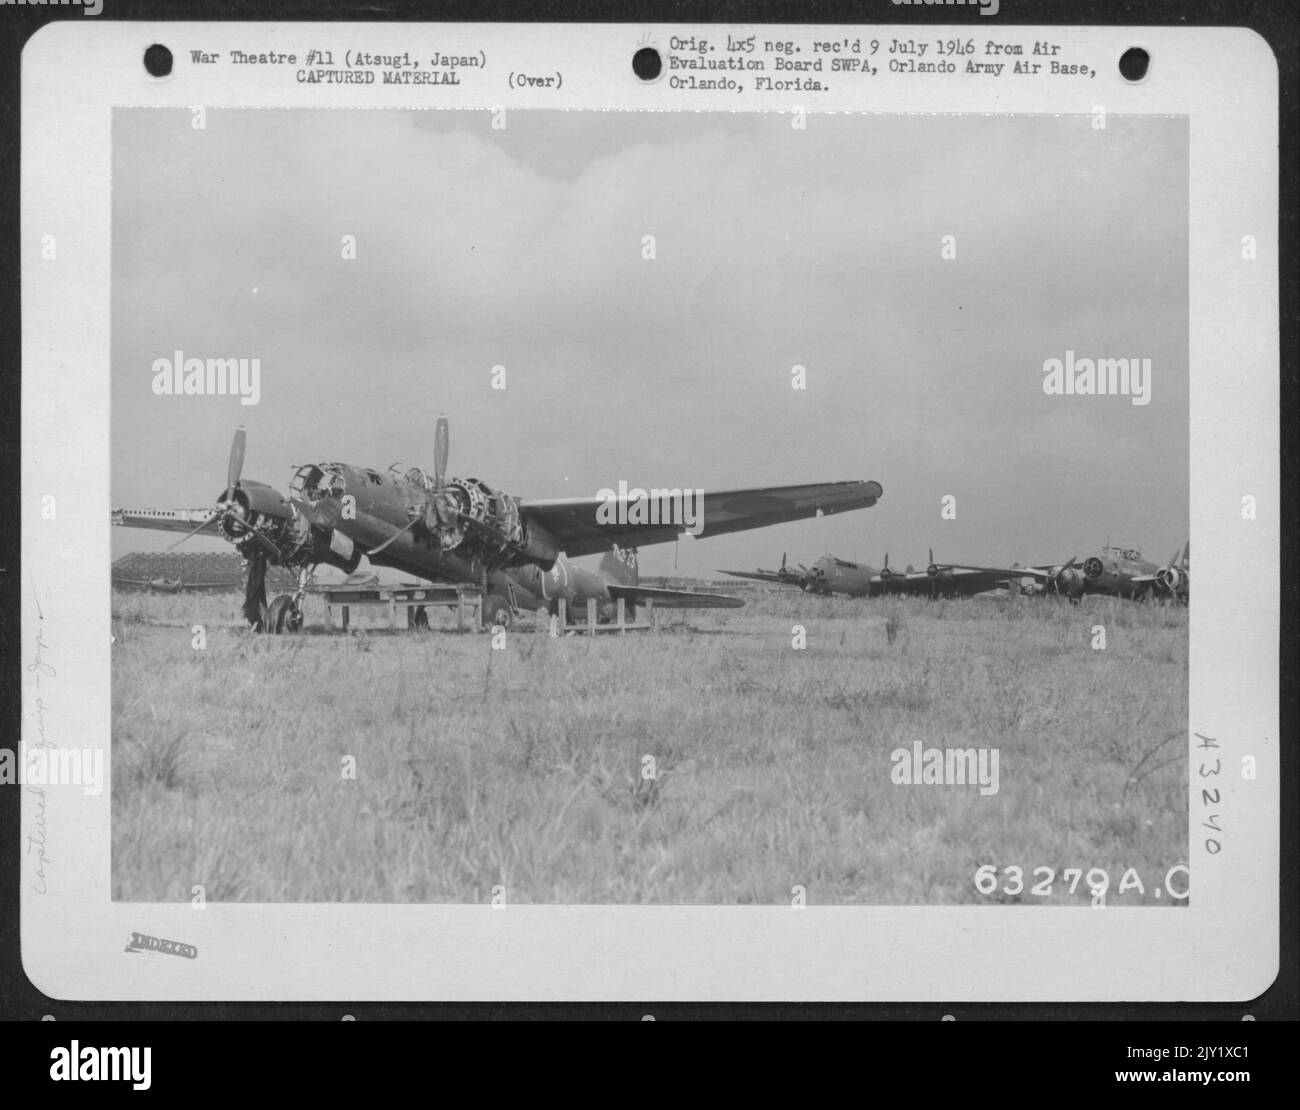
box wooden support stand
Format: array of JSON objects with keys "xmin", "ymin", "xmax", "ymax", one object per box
[
  {"xmin": 553, "ymin": 596, "xmax": 655, "ymax": 635},
  {"xmin": 319, "ymin": 584, "xmax": 482, "ymax": 632}
]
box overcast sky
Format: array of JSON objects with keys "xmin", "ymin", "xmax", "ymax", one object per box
[{"xmin": 112, "ymin": 108, "xmax": 1188, "ymax": 577}]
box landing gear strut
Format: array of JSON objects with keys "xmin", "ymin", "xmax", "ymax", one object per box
[
  {"xmin": 263, "ymin": 566, "xmax": 311, "ymax": 633},
  {"xmin": 265, "ymin": 595, "xmax": 301, "ymax": 633},
  {"xmin": 483, "ymin": 594, "xmax": 513, "ymax": 630}
]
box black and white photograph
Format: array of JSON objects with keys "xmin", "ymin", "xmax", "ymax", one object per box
[
  {"xmin": 16, "ymin": 18, "xmax": 1280, "ymax": 1004},
  {"xmin": 108, "ymin": 104, "xmax": 1190, "ymax": 906}
]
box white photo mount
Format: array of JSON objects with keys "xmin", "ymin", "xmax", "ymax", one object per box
[{"xmin": 20, "ymin": 22, "xmax": 1278, "ymax": 1001}]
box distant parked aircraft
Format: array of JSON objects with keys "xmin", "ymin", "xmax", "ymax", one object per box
[
  {"xmin": 723, "ymin": 548, "xmax": 1055, "ymax": 599},
  {"xmin": 721, "ymin": 552, "xmax": 887, "ymax": 597}
]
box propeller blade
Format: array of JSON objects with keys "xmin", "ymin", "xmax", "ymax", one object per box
[
  {"xmin": 928, "ymin": 547, "xmax": 934, "ymax": 565},
  {"xmin": 174, "ymin": 425, "xmax": 248, "ymax": 550},
  {"xmin": 226, "ymin": 426, "xmax": 246, "ymax": 502},
  {"xmin": 172, "ymin": 427, "xmax": 285, "ymax": 560},
  {"xmin": 164, "ymin": 508, "xmax": 222, "ymax": 552},
  {"xmin": 434, "ymin": 415, "xmax": 449, "ymax": 492}
]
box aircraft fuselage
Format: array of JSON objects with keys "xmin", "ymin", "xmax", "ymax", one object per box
[
  {"xmin": 1080, "ymin": 548, "xmax": 1159, "ymax": 600},
  {"xmin": 805, "ymin": 556, "xmax": 882, "ymax": 597},
  {"xmin": 492, "ymin": 558, "xmax": 619, "ymax": 619}
]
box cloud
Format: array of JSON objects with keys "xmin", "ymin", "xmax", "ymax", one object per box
[{"xmin": 112, "ymin": 109, "xmax": 1187, "ymax": 574}]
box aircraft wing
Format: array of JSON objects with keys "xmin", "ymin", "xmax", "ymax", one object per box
[
  {"xmin": 112, "ymin": 508, "xmax": 220, "ymax": 536},
  {"xmin": 943, "ymin": 563, "xmax": 1055, "ymax": 581},
  {"xmin": 884, "ymin": 564, "xmax": 1046, "ymax": 595},
  {"xmin": 718, "ymin": 568, "xmax": 803, "ymax": 586},
  {"xmin": 606, "ymin": 584, "xmax": 744, "ymax": 610},
  {"xmin": 519, "ymin": 481, "xmax": 883, "ymax": 559},
  {"xmin": 886, "ymin": 570, "xmax": 947, "ymax": 594}
]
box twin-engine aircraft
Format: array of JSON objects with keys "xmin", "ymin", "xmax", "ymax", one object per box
[
  {"xmin": 112, "ymin": 418, "xmax": 883, "ymax": 630},
  {"xmin": 722, "ymin": 550, "xmax": 1049, "ymax": 599},
  {"xmin": 720, "ymin": 551, "xmax": 916, "ymax": 597},
  {"xmin": 1038, "ymin": 543, "xmax": 1189, "ymax": 604}
]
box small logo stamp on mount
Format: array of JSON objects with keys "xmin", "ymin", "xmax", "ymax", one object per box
[{"xmin": 125, "ymin": 931, "xmax": 197, "ymax": 959}]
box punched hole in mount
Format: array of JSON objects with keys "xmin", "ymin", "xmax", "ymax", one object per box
[
  {"xmin": 632, "ymin": 47, "xmax": 662, "ymax": 81},
  {"xmin": 1119, "ymin": 47, "xmax": 1150, "ymax": 82},
  {"xmin": 143, "ymin": 44, "xmax": 173, "ymax": 78}
]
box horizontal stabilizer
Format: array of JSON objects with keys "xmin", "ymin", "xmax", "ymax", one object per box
[{"xmin": 607, "ymin": 584, "xmax": 744, "ymax": 610}]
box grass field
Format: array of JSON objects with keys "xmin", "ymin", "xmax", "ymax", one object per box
[{"xmin": 111, "ymin": 588, "xmax": 1188, "ymax": 906}]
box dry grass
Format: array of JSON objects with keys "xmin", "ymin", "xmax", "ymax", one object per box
[{"xmin": 111, "ymin": 589, "xmax": 1188, "ymax": 906}]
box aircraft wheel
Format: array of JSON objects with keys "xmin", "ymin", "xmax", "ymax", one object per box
[
  {"xmin": 411, "ymin": 606, "xmax": 430, "ymax": 631},
  {"xmin": 265, "ymin": 594, "xmax": 299, "ymax": 634},
  {"xmin": 484, "ymin": 595, "xmax": 512, "ymax": 630}
]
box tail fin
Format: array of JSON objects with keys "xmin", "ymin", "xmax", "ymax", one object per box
[{"xmin": 599, "ymin": 543, "xmax": 639, "ymax": 587}]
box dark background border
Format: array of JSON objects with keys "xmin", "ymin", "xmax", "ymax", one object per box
[{"xmin": 0, "ymin": 0, "xmax": 1293, "ymax": 1025}]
